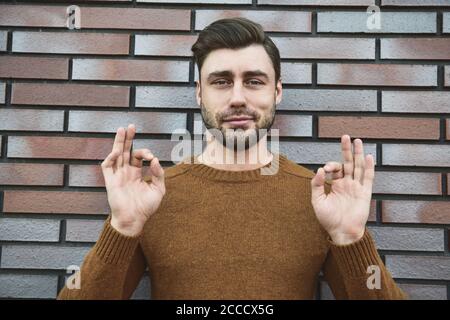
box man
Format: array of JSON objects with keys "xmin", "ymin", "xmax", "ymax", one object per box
[{"xmin": 58, "ymin": 17, "xmax": 407, "ymax": 300}]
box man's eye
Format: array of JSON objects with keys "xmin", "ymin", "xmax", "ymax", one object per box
[
  {"xmin": 246, "ymin": 80, "xmax": 263, "ymax": 86},
  {"xmin": 213, "ymin": 80, "xmax": 230, "ymax": 86}
]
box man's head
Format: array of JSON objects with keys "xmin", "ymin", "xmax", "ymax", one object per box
[{"xmin": 191, "ymin": 17, "xmax": 282, "ymax": 151}]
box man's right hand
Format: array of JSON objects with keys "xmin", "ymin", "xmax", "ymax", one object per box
[{"xmin": 101, "ymin": 124, "xmax": 166, "ymax": 237}]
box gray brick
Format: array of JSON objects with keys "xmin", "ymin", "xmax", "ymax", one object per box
[
  {"xmin": 0, "ymin": 109, "xmax": 64, "ymax": 131},
  {"xmin": 135, "ymin": 86, "xmax": 198, "ymax": 109},
  {"xmin": 0, "ymin": 31, "xmax": 6, "ymax": 51},
  {"xmin": 320, "ymin": 281, "xmax": 335, "ymax": 300},
  {"xmin": 1, "ymin": 245, "xmax": 91, "ymax": 270},
  {"xmin": 382, "ymin": 91, "xmax": 450, "ymax": 113},
  {"xmin": 68, "ymin": 111, "xmax": 186, "ymax": 134},
  {"xmin": 131, "ymin": 276, "xmax": 151, "ymax": 300},
  {"xmin": 278, "ymin": 142, "xmax": 377, "ymax": 165},
  {"xmin": 382, "ymin": 144, "xmax": 450, "ymax": 167},
  {"xmin": 318, "ymin": 12, "xmax": 436, "ymax": 33},
  {"xmin": 444, "ymin": 12, "xmax": 450, "ymax": 33},
  {"xmin": 0, "ymin": 274, "xmax": 58, "ymax": 299},
  {"xmin": 135, "ymin": 34, "xmax": 196, "ymax": 56},
  {"xmin": 0, "ymin": 218, "xmax": 60, "ymax": 242},
  {"xmin": 386, "ymin": 255, "xmax": 450, "ymax": 280},
  {"xmin": 373, "ymin": 171, "xmax": 442, "ymax": 195},
  {"xmin": 278, "ymin": 89, "xmax": 377, "ymax": 112},
  {"xmin": 383, "ymin": 0, "xmax": 450, "ymax": 5},
  {"xmin": 273, "ymin": 37, "xmax": 375, "ymax": 59},
  {"xmin": 66, "ymin": 219, "xmax": 104, "ymax": 243},
  {"xmin": 368, "ymin": 226, "xmax": 444, "ymax": 252},
  {"xmin": 397, "ymin": 283, "xmax": 447, "ymax": 300},
  {"xmin": 0, "ymin": 82, "xmax": 5, "ymax": 104}
]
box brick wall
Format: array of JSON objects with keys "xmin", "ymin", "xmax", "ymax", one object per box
[{"xmin": 0, "ymin": 0, "xmax": 449, "ymax": 300}]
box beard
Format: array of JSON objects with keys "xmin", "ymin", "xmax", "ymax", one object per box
[{"xmin": 200, "ymin": 101, "xmax": 276, "ymax": 151}]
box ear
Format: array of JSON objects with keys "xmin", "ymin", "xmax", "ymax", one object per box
[
  {"xmin": 275, "ymin": 79, "xmax": 282, "ymax": 105},
  {"xmin": 195, "ymin": 80, "xmax": 202, "ymax": 107}
]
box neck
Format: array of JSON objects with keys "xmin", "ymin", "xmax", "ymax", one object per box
[{"xmin": 197, "ymin": 132, "xmax": 273, "ymax": 171}]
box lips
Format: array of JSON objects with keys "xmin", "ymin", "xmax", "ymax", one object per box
[{"xmin": 223, "ymin": 116, "xmax": 254, "ymax": 122}]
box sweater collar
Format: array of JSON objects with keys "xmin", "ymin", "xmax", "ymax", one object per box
[{"xmin": 178, "ymin": 153, "xmax": 286, "ymax": 182}]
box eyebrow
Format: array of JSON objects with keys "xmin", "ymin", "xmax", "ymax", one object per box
[{"xmin": 206, "ymin": 70, "xmax": 270, "ymax": 82}]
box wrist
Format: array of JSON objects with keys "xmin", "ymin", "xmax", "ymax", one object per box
[
  {"xmin": 330, "ymin": 228, "xmax": 365, "ymax": 246},
  {"xmin": 110, "ymin": 216, "xmax": 143, "ymax": 237}
]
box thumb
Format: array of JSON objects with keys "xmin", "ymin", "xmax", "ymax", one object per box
[
  {"xmin": 311, "ymin": 167, "xmax": 326, "ymax": 202},
  {"xmin": 149, "ymin": 157, "xmax": 165, "ymax": 187}
]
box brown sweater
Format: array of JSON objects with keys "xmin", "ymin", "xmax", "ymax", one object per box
[{"xmin": 58, "ymin": 153, "xmax": 407, "ymax": 300}]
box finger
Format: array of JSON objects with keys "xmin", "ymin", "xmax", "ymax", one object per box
[
  {"xmin": 341, "ymin": 134, "xmax": 354, "ymax": 179},
  {"xmin": 101, "ymin": 149, "xmax": 122, "ymax": 187},
  {"xmin": 311, "ymin": 167, "xmax": 326, "ymax": 202},
  {"xmin": 324, "ymin": 170, "xmax": 344, "ymax": 181},
  {"xmin": 122, "ymin": 124, "xmax": 136, "ymax": 166},
  {"xmin": 353, "ymin": 139, "xmax": 365, "ymax": 184},
  {"xmin": 130, "ymin": 149, "xmax": 154, "ymax": 168},
  {"xmin": 363, "ymin": 154, "xmax": 375, "ymax": 191},
  {"xmin": 101, "ymin": 149, "xmax": 121, "ymax": 182},
  {"xmin": 324, "ymin": 161, "xmax": 343, "ymax": 173},
  {"xmin": 112, "ymin": 127, "xmax": 126, "ymax": 170},
  {"xmin": 149, "ymin": 157, "xmax": 165, "ymax": 194}
]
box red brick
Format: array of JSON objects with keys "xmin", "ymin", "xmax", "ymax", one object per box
[
  {"xmin": 0, "ymin": 56, "xmax": 68, "ymax": 79},
  {"xmin": 319, "ymin": 116, "xmax": 440, "ymax": 140},
  {"xmin": 0, "ymin": 5, "xmax": 190, "ymax": 30},
  {"xmin": 135, "ymin": 35, "xmax": 197, "ymax": 56},
  {"xmin": 317, "ymin": 63, "xmax": 437, "ymax": 87},
  {"xmin": 12, "ymin": 31, "xmax": 129, "ymax": 55},
  {"xmin": 3, "ymin": 191, "xmax": 109, "ymax": 215},
  {"xmin": 72, "ymin": 59, "xmax": 189, "ymax": 82},
  {"xmin": 12, "ymin": 83, "xmax": 130, "ymax": 107},
  {"xmin": 382, "ymin": 91, "xmax": 450, "ymax": 114},
  {"xmin": 382, "ymin": 200, "xmax": 450, "ymax": 224},
  {"xmin": 7, "ymin": 136, "xmax": 113, "ymax": 160},
  {"xmin": 0, "ymin": 163, "xmax": 63, "ymax": 186},
  {"xmin": 7, "ymin": 136, "xmax": 181, "ymax": 162},
  {"xmin": 258, "ymin": 0, "xmax": 374, "ymax": 4},
  {"xmin": 381, "ymin": 38, "xmax": 450, "ymax": 60},
  {"xmin": 68, "ymin": 111, "xmax": 186, "ymax": 134},
  {"xmin": 195, "ymin": 10, "xmax": 311, "ymax": 33},
  {"xmin": 0, "ymin": 109, "xmax": 64, "ymax": 132},
  {"xmin": 374, "ymin": 172, "xmax": 442, "ymax": 195},
  {"xmin": 447, "ymin": 119, "xmax": 450, "ymax": 140},
  {"xmin": 273, "ymin": 37, "xmax": 374, "ymax": 59}
]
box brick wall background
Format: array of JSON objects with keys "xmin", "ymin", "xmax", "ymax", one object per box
[{"xmin": 0, "ymin": 0, "xmax": 449, "ymax": 300}]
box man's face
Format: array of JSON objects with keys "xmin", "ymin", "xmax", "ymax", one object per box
[{"xmin": 196, "ymin": 44, "xmax": 282, "ymax": 150}]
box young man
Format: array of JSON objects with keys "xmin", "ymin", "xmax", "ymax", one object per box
[{"xmin": 58, "ymin": 18, "xmax": 407, "ymax": 300}]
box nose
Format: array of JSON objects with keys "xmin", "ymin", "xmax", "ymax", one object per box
[{"xmin": 229, "ymin": 82, "xmax": 246, "ymax": 108}]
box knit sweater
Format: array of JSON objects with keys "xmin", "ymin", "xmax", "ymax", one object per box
[{"xmin": 57, "ymin": 153, "xmax": 407, "ymax": 300}]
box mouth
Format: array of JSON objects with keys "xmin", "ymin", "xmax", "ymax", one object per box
[{"xmin": 223, "ymin": 116, "xmax": 255, "ymax": 127}]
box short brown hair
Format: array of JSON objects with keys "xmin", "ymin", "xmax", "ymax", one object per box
[{"xmin": 191, "ymin": 17, "xmax": 281, "ymax": 84}]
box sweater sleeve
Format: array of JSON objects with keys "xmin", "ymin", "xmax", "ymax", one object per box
[
  {"xmin": 322, "ymin": 227, "xmax": 408, "ymax": 300},
  {"xmin": 57, "ymin": 216, "xmax": 147, "ymax": 300}
]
